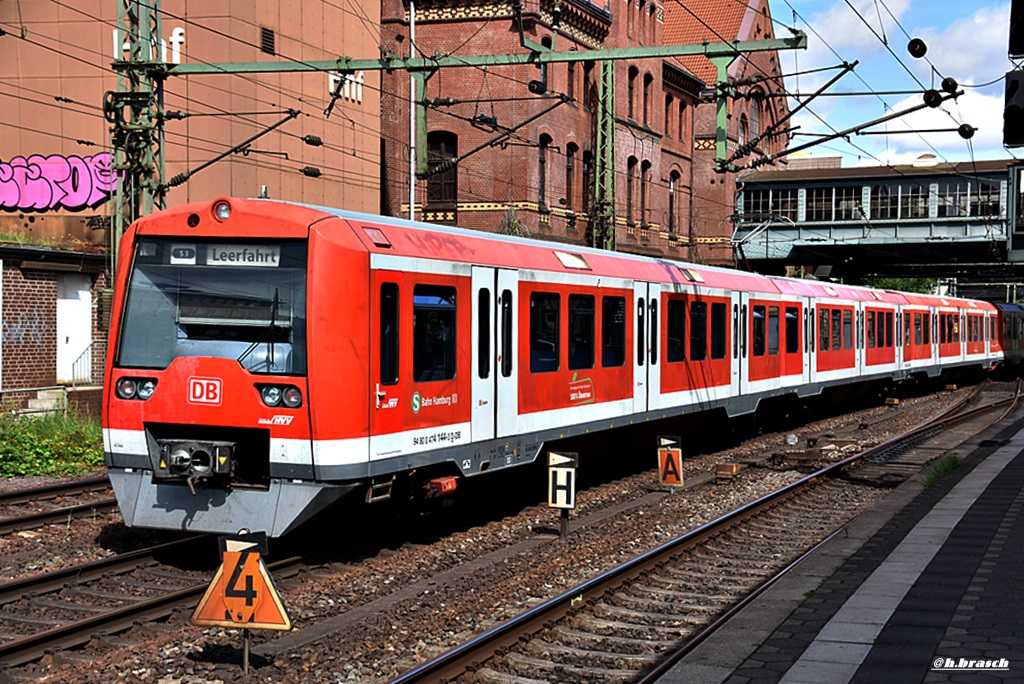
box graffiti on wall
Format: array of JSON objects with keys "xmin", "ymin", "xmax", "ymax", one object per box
[
  {"xmin": 3, "ymin": 310, "xmax": 50, "ymax": 347},
  {"xmin": 0, "ymin": 153, "xmax": 118, "ymax": 212}
]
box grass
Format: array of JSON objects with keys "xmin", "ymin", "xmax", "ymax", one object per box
[
  {"xmin": 923, "ymin": 454, "xmax": 962, "ymax": 487},
  {"xmin": 0, "ymin": 410, "xmax": 104, "ymax": 477}
]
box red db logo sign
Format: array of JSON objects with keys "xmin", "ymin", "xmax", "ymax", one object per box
[{"xmin": 188, "ymin": 377, "xmax": 223, "ymax": 405}]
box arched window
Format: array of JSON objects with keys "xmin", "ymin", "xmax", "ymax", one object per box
[
  {"xmin": 668, "ymin": 170, "xmax": 680, "ymax": 234},
  {"xmin": 628, "ymin": 66, "xmax": 639, "ymax": 120},
  {"xmin": 567, "ymin": 60, "xmax": 576, "ymax": 101},
  {"xmin": 565, "ymin": 143, "xmax": 578, "ymax": 211},
  {"xmin": 427, "ymin": 131, "xmax": 457, "ymax": 206},
  {"xmin": 540, "ymin": 36, "xmax": 552, "ymax": 91},
  {"xmin": 626, "ymin": 156, "xmax": 638, "ymax": 225},
  {"xmin": 678, "ymin": 101, "xmax": 687, "ymax": 141},
  {"xmin": 750, "ymin": 96, "xmax": 760, "ymax": 142},
  {"xmin": 739, "ymin": 114, "xmax": 749, "ymax": 147},
  {"xmin": 665, "ymin": 95, "xmax": 674, "ymax": 137},
  {"xmin": 538, "ymin": 134, "xmax": 552, "ymax": 210},
  {"xmin": 643, "ymin": 73, "xmax": 653, "ymax": 126},
  {"xmin": 583, "ymin": 61, "xmax": 595, "ymax": 111},
  {"xmin": 640, "ymin": 160, "xmax": 652, "ymax": 226}
]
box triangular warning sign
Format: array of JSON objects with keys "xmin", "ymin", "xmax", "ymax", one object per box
[{"xmin": 192, "ymin": 549, "xmax": 293, "ymax": 630}]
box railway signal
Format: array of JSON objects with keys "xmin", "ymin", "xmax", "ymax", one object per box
[
  {"xmin": 657, "ymin": 436, "xmax": 683, "ymax": 491},
  {"xmin": 548, "ymin": 452, "xmax": 578, "ymax": 538},
  {"xmin": 193, "ymin": 533, "xmax": 292, "ymax": 673}
]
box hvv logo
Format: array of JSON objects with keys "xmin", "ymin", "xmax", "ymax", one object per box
[{"xmin": 188, "ymin": 377, "xmax": 222, "ymax": 405}]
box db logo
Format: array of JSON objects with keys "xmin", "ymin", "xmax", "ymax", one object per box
[{"xmin": 188, "ymin": 377, "xmax": 223, "ymax": 405}]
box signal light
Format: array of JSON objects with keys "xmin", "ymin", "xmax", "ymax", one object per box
[
  {"xmin": 1004, "ymin": 71, "xmax": 1024, "ymax": 148},
  {"xmin": 1012, "ymin": 0, "xmax": 1024, "ymax": 58}
]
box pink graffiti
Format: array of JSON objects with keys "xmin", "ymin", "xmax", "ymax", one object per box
[{"xmin": 0, "ymin": 153, "xmax": 118, "ymax": 212}]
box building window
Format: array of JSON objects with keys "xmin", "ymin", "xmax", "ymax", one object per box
[
  {"xmin": 665, "ymin": 95, "xmax": 673, "ymax": 137},
  {"xmin": 668, "ymin": 171, "xmax": 679, "ymax": 233},
  {"xmin": 739, "ymin": 114, "xmax": 749, "ymax": 147},
  {"xmin": 807, "ymin": 187, "xmax": 833, "ymax": 221},
  {"xmin": 679, "ymin": 101, "xmax": 686, "ymax": 141},
  {"xmin": 427, "ymin": 131, "xmax": 457, "ymax": 206},
  {"xmin": 972, "ymin": 181, "xmax": 1000, "ymax": 216},
  {"xmin": 938, "ymin": 182, "xmax": 968, "ymax": 217},
  {"xmin": 538, "ymin": 134, "xmax": 551, "ymax": 211},
  {"xmin": 567, "ymin": 60, "xmax": 576, "ymax": 101},
  {"xmin": 749, "ymin": 95, "xmax": 761, "ymax": 140},
  {"xmin": 773, "ymin": 188, "xmax": 798, "ymax": 221},
  {"xmin": 643, "ymin": 72, "xmax": 652, "ymax": 126},
  {"xmin": 565, "ymin": 143, "xmax": 578, "ymax": 211},
  {"xmin": 626, "ymin": 156, "xmax": 638, "ymax": 225},
  {"xmin": 583, "ymin": 62, "xmax": 595, "ymax": 111},
  {"xmin": 640, "ymin": 160, "xmax": 651, "ymax": 226},
  {"xmin": 871, "ymin": 185, "xmax": 896, "ymax": 219},
  {"xmin": 628, "ymin": 66, "xmax": 639, "ymax": 119},
  {"xmin": 900, "ymin": 183, "xmax": 928, "ymax": 218},
  {"xmin": 836, "ymin": 186, "xmax": 860, "ymax": 220}
]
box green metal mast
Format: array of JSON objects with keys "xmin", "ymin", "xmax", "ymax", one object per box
[{"xmin": 594, "ymin": 61, "xmax": 616, "ymax": 251}]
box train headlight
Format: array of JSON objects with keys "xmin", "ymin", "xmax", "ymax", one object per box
[
  {"xmin": 116, "ymin": 378, "xmax": 137, "ymax": 400},
  {"xmin": 261, "ymin": 385, "xmax": 282, "ymax": 406},
  {"xmin": 282, "ymin": 386, "xmax": 303, "ymax": 408},
  {"xmin": 137, "ymin": 379, "xmax": 157, "ymax": 400},
  {"xmin": 213, "ymin": 200, "xmax": 232, "ymax": 221}
]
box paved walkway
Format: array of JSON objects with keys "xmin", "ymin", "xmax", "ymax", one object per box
[{"xmin": 658, "ymin": 412, "xmax": 1024, "ymax": 684}]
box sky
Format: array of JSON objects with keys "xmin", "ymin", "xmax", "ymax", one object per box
[{"xmin": 771, "ymin": 0, "xmax": 1014, "ymax": 167}]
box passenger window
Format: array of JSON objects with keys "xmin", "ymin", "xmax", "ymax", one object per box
[
  {"xmin": 711, "ymin": 302, "xmax": 727, "ymax": 359},
  {"xmin": 868, "ymin": 311, "xmax": 876, "ymax": 348},
  {"xmin": 768, "ymin": 306, "xmax": 780, "ymax": 355},
  {"xmin": 842, "ymin": 310, "xmax": 852, "ymax": 350},
  {"xmin": 923, "ymin": 313, "xmax": 931, "ymax": 344},
  {"xmin": 752, "ymin": 305, "xmax": 766, "ymax": 357},
  {"xmin": 886, "ymin": 312, "xmax": 893, "ymax": 347},
  {"xmin": 380, "ymin": 282, "xmax": 399, "ymax": 385},
  {"xmin": 649, "ymin": 299, "xmax": 658, "ymax": 365},
  {"xmin": 530, "ymin": 292, "xmax": 560, "ymax": 373},
  {"xmin": 500, "ymin": 289, "xmax": 513, "ymax": 377},
  {"xmin": 785, "ymin": 307, "xmax": 799, "ymax": 354},
  {"xmin": 568, "ymin": 294, "xmax": 595, "ymax": 370},
  {"xmin": 413, "ymin": 285, "xmax": 457, "ymax": 382},
  {"xmin": 636, "ymin": 298, "xmax": 645, "ymax": 366},
  {"xmin": 690, "ymin": 301, "xmax": 708, "ymax": 361},
  {"xmin": 832, "ymin": 309, "xmax": 842, "ymax": 350},
  {"xmin": 667, "ymin": 299, "xmax": 686, "ymax": 362},
  {"xmin": 819, "ymin": 308, "xmax": 830, "ymax": 351},
  {"xmin": 478, "ymin": 288, "xmax": 490, "ymax": 379},
  {"xmin": 914, "ymin": 313, "xmax": 922, "ymax": 345},
  {"xmin": 905, "ymin": 313, "xmax": 912, "ymax": 346},
  {"xmin": 602, "ymin": 296, "xmax": 626, "ymax": 367}
]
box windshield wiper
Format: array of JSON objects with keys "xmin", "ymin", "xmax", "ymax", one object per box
[{"xmin": 237, "ymin": 288, "xmax": 280, "ymax": 370}]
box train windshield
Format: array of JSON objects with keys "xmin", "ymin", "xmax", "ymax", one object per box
[{"xmin": 116, "ymin": 238, "xmax": 307, "ymax": 374}]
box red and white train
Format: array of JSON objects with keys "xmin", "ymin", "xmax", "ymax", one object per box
[{"xmin": 103, "ymin": 198, "xmax": 1013, "ymax": 537}]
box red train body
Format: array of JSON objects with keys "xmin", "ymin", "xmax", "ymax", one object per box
[{"xmin": 103, "ymin": 198, "xmax": 1008, "ymax": 536}]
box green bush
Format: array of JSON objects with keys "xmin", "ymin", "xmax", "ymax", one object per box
[{"xmin": 0, "ymin": 411, "xmax": 104, "ymax": 477}]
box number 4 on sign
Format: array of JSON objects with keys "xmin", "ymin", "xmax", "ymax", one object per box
[{"xmin": 192, "ymin": 545, "xmax": 293, "ymax": 631}]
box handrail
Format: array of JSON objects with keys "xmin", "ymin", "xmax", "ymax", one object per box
[{"xmin": 71, "ymin": 339, "xmax": 107, "ymax": 392}]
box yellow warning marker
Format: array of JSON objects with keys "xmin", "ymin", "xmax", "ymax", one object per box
[{"xmin": 192, "ymin": 541, "xmax": 292, "ymax": 630}]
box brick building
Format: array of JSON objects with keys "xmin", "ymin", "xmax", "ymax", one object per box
[
  {"xmin": 665, "ymin": 0, "xmax": 791, "ymax": 266},
  {"xmin": 380, "ymin": 0, "xmax": 704, "ymax": 257}
]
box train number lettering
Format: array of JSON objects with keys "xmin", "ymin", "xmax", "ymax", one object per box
[{"xmin": 189, "ymin": 376, "xmax": 223, "ymax": 405}]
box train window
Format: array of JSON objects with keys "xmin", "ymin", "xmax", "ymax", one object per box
[
  {"xmin": 842, "ymin": 310, "xmax": 853, "ymax": 350},
  {"xmin": 478, "ymin": 288, "xmax": 490, "ymax": 380},
  {"xmin": 636, "ymin": 299, "xmax": 646, "ymax": 367},
  {"xmin": 923, "ymin": 313, "xmax": 931, "ymax": 345},
  {"xmin": 904, "ymin": 313, "xmax": 912, "ymax": 346},
  {"xmin": 690, "ymin": 301, "xmax": 708, "ymax": 361},
  {"xmin": 602, "ymin": 296, "xmax": 627, "ymax": 367},
  {"xmin": 413, "ymin": 285, "xmax": 457, "ymax": 382},
  {"xmin": 768, "ymin": 306, "xmax": 780, "ymax": 355},
  {"xmin": 667, "ymin": 299, "xmax": 686, "ymax": 362},
  {"xmin": 649, "ymin": 299, "xmax": 659, "ymax": 365},
  {"xmin": 886, "ymin": 312, "xmax": 893, "ymax": 347},
  {"xmin": 867, "ymin": 311, "xmax": 876, "ymax": 348},
  {"xmin": 380, "ymin": 283, "xmax": 399, "ymax": 385},
  {"xmin": 819, "ymin": 308, "xmax": 830, "ymax": 351},
  {"xmin": 940, "ymin": 314, "xmax": 947, "ymax": 344},
  {"xmin": 914, "ymin": 314, "xmax": 922, "ymax": 345},
  {"xmin": 752, "ymin": 306, "xmax": 766, "ymax": 357},
  {"xmin": 500, "ymin": 290, "xmax": 513, "ymax": 377},
  {"xmin": 831, "ymin": 309, "xmax": 842, "ymax": 350},
  {"xmin": 786, "ymin": 307, "xmax": 799, "ymax": 354},
  {"xmin": 711, "ymin": 302, "xmax": 727, "ymax": 359},
  {"xmin": 530, "ymin": 292, "xmax": 560, "ymax": 373},
  {"xmin": 569, "ymin": 294, "xmax": 595, "ymax": 370}
]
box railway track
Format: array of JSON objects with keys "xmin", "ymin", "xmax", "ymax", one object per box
[
  {"xmin": 0, "ymin": 477, "xmax": 117, "ymax": 536},
  {"xmin": 389, "ymin": 388, "xmax": 1020, "ymax": 684}
]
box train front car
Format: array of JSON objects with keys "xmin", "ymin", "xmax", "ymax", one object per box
[{"xmin": 103, "ymin": 198, "xmax": 362, "ymax": 537}]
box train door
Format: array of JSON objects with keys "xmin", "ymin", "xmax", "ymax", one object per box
[
  {"xmin": 471, "ymin": 267, "xmax": 496, "ymax": 441},
  {"xmin": 496, "ymin": 270, "xmax": 519, "ymax": 437},
  {"xmin": 369, "ymin": 270, "xmax": 406, "ymax": 459},
  {"xmin": 633, "ymin": 281, "xmax": 658, "ymax": 412}
]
